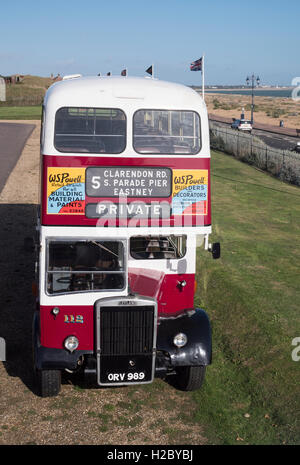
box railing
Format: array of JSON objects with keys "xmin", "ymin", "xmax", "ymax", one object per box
[{"xmin": 209, "ymin": 121, "xmax": 300, "ymax": 186}]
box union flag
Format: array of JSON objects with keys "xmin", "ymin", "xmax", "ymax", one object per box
[{"xmin": 190, "ymin": 57, "xmax": 202, "ymax": 71}]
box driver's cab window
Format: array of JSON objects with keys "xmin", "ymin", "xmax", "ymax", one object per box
[{"xmin": 46, "ymin": 240, "xmax": 125, "ymax": 294}]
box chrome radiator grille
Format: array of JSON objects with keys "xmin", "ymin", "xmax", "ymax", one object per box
[{"xmin": 99, "ymin": 306, "xmax": 155, "ymax": 356}]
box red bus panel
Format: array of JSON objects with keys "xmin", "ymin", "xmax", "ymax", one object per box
[{"xmin": 41, "ymin": 155, "xmax": 211, "ymax": 227}]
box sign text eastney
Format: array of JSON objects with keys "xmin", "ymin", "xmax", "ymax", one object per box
[{"xmin": 86, "ymin": 167, "xmax": 172, "ymax": 197}]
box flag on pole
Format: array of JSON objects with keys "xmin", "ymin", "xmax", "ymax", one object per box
[
  {"xmin": 190, "ymin": 55, "xmax": 205, "ymax": 100},
  {"xmin": 121, "ymin": 69, "xmax": 127, "ymax": 76},
  {"xmin": 145, "ymin": 65, "xmax": 153, "ymax": 76},
  {"xmin": 190, "ymin": 57, "xmax": 203, "ymax": 71}
]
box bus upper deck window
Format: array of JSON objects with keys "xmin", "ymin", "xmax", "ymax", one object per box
[
  {"xmin": 133, "ymin": 110, "xmax": 201, "ymax": 155},
  {"xmin": 54, "ymin": 107, "xmax": 126, "ymax": 154}
]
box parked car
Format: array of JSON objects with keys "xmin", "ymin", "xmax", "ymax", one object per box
[
  {"xmin": 231, "ymin": 119, "xmax": 252, "ymax": 132},
  {"xmin": 294, "ymin": 141, "xmax": 300, "ymax": 153}
]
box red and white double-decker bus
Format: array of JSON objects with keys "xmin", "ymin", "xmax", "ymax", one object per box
[{"xmin": 33, "ymin": 74, "xmax": 220, "ymax": 396}]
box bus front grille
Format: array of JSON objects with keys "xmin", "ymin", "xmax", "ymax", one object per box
[{"xmin": 99, "ymin": 306, "xmax": 155, "ymax": 356}]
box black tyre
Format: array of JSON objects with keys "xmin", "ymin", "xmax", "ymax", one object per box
[
  {"xmin": 36, "ymin": 369, "xmax": 61, "ymax": 397},
  {"xmin": 171, "ymin": 365, "xmax": 206, "ymax": 391},
  {"xmin": 24, "ymin": 236, "xmax": 35, "ymax": 252}
]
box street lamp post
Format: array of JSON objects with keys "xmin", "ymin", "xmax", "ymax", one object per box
[{"xmin": 246, "ymin": 74, "xmax": 260, "ymax": 125}]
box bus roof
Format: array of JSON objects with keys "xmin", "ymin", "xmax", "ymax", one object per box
[{"xmin": 44, "ymin": 75, "xmax": 206, "ymax": 111}]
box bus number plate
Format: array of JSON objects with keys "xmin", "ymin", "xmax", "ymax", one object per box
[{"xmin": 106, "ymin": 372, "xmax": 146, "ymax": 383}]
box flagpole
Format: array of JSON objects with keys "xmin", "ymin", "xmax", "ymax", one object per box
[{"xmin": 202, "ymin": 54, "xmax": 205, "ymax": 100}]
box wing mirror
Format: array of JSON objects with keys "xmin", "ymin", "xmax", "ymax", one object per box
[{"xmin": 209, "ymin": 242, "xmax": 221, "ymax": 259}]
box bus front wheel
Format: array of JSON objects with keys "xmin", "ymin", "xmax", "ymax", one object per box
[
  {"xmin": 172, "ymin": 365, "xmax": 206, "ymax": 391},
  {"xmin": 36, "ymin": 369, "xmax": 61, "ymax": 397}
]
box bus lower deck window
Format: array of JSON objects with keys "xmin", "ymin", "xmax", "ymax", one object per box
[
  {"xmin": 46, "ymin": 240, "xmax": 125, "ymax": 294},
  {"xmin": 130, "ymin": 236, "xmax": 186, "ymax": 259}
]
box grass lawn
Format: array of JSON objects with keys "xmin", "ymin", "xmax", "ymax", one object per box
[
  {"xmin": 0, "ymin": 106, "xmax": 42, "ymax": 120},
  {"xmin": 194, "ymin": 150, "xmax": 300, "ymax": 444}
]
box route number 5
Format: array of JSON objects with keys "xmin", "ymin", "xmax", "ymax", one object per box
[{"xmin": 92, "ymin": 176, "xmax": 101, "ymax": 189}]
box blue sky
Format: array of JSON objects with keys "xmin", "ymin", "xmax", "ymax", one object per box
[{"xmin": 1, "ymin": 0, "xmax": 299, "ymax": 85}]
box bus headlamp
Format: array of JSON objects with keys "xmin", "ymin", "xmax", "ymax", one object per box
[
  {"xmin": 173, "ymin": 333, "xmax": 187, "ymax": 348},
  {"xmin": 64, "ymin": 336, "xmax": 79, "ymax": 353}
]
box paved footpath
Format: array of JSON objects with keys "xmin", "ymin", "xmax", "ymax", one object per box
[{"xmin": 0, "ymin": 122, "xmax": 35, "ymax": 194}]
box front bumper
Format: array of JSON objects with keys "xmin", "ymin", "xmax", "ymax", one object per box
[{"xmin": 33, "ymin": 307, "xmax": 212, "ymax": 382}]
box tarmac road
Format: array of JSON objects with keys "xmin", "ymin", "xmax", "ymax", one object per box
[
  {"xmin": 209, "ymin": 116, "xmax": 299, "ymax": 151},
  {"xmin": 0, "ymin": 122, "xmax": 35, "ymax": 194}
]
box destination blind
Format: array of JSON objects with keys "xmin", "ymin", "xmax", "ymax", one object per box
[{"xmin": 85, "ymin": 167, "xmax": 172, "ymax": 198}]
